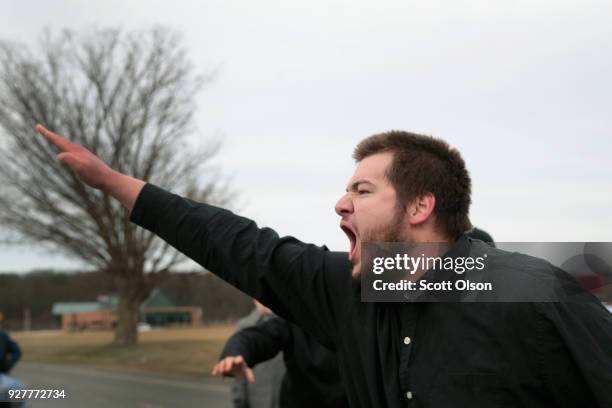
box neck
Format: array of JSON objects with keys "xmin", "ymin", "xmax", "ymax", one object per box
[{"xmin": 407, "ymin": 226, "xmax": 452, "ymax": 244}]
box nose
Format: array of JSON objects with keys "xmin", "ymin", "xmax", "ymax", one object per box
[{"xmin": 335, "ymin": 193, "xmax": 354, "ymax": 217}]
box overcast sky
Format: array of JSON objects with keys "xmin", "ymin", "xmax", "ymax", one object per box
[{"xmin": 1, "ymin": 0, "xmax": 611, "ymax": 273}]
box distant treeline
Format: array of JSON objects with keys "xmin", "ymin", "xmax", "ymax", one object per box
[{"xmin": 0, "ymin": 270, "xmax": 252, "ymax": 330}]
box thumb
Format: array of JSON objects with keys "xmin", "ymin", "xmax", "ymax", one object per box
[
  {"xmin": 244, "ymin": 367, "xmax": 256, "ymax": 384},
  {"xmin": 57, "ymin": 152, "xmax": 80, "ymax": 168}
]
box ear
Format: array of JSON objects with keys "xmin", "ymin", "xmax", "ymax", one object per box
[{"xmin": 406, "ymin": 192, "xmax": 436, "ymax": 226}]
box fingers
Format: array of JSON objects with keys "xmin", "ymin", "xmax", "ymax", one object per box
[
  {"xmin": 212, "ymin": 359, "xmax": 230, "ymax": 376},
  {"xmin": 211, "ymin": 356, "xmax": 252, "ymax": 379},
  {"xmin": 212, "ymin": 360, "xmax": 225, "ymax": 376},
  {"xmin": 211, "ymin": 361, "xmax": 223, "ymax": 376},
  {"xmin": 244, "ymin": 367, "xmax": 256, "ymax": 384},
  {"xmin": 230, "ymin": 356, "xmax": 255, "ymax": 383},
  {"xmin": 211, "ymin": 357, "xmax": 236, "ymax": 376},
  {"xmin": 223, "ymin": 356, "xmax": 234, "ymax": 372},
  {"xmin": 36, "ymin": 124, "xmax": 74, "ymax": 152}
]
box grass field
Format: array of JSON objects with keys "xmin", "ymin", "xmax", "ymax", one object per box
[{"xmin": 12, "ymin": 325, "xmax": 235, "ymax": 379}]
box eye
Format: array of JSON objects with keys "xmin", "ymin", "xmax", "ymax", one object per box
[{"xmin": 357, "ymin": 189, "xmax": 370, "ymax": 195}]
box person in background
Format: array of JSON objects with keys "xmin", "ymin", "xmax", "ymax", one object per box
[
  {"xmin": 0, "ymin": 329, "xmax": 25, "ymax": 408},
  {"xmin": 225, "ymin": 301, "xmax": 285, "ymax": 408},
  {"xmin": 466, "ymin": 227, "xmax": 495, "ymax": 247},
  {"xmin": 213, "ymin": 315, "xmax": 348, "ymax": 408},
  {"xmin": 0, "ymin": 330, "xmax": 21, "ymax": 376}
]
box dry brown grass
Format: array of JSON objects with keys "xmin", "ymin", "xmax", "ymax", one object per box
[{"xmin": 12, "ymin": 325, "xmax": 235, "ymax": 379}]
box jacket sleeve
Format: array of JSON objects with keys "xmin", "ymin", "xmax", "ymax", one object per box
[
  {"xmin": 536, "ymin": 298, "xmax": 612, "ymax": 408},
  {"xmin": 129, "ymin": 183, "xmax": 351, "ymax": 348},
  {"xmin": 220, "ymin": 317, "xmax": 290, "ymax": 367},
  {"xmin": 4, "ymin": 336, "xmax": 21, "ymax": 373}
]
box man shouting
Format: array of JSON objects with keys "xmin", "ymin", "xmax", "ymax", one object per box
[{"xmin": 36, "ymin": 124, "xmax": 612, "ymax": 407}]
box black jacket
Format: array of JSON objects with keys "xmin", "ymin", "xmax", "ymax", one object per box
[
  {"xmin": 0, "ymin": 331, "xmax": 21, "ymax": 374},
  {"xmin": 131, "ymin": 184, "xmax": 612, "ymax": 408}
]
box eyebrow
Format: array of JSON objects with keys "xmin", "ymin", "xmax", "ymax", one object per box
[{"xmin": 346, "ymin": 179, "xmax": 375, "ymax": 192}]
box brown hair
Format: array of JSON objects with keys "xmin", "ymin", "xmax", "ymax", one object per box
[{"xmin": 353, "ymin": 130, "xmax": 472, "ymax": 239}]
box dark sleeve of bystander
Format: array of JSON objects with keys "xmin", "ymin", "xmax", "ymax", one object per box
[
  {"xmin": 0, "ymin": 332, "xmax": 21, "ymax": 374},
  {"xmin": 221, "ymin": 317, "xmax": 290, "ymax": 368}
]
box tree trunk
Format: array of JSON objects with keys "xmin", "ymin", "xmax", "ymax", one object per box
[{"xmin": 113, "ymin": 278, "xmax": 142, "ymax": 346}]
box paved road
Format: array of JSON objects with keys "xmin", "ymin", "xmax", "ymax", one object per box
[{"xmin": 12, "ymin": 363, "xmax": 231, "ymax": 408}]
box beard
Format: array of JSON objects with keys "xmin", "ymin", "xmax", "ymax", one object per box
[
  {"xmin": 361, "ymin": 205, "xmax": 408, "ymax": 243},
  {"xmin": 352, "ymin": 205, "xmax": 409, "ymax": 280}
]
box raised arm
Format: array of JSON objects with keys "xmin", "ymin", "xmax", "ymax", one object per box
[
  {"xmin": 129, "ymin": 182, "xmax": 349, "ymax": 347},
  {"xmin": 36, "ymin": 124, "xmax": 352, "ymax": 348}
]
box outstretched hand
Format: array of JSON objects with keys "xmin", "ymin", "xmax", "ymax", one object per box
[
  {"xmin": 36, "ymin": 124, "xmax": 145, "ymax": 210},
  {"xmin": 36, "ymin": 124, "xmax": 115, "ymax": 190},
  {"xmin": 211, "ymin": 355, "xmax": 256, "ymax": 384}
]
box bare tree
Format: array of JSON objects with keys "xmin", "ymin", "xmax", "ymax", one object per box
[{"xmin": 0, "ymin": 27, "xmax": 229, "ymax": 345}]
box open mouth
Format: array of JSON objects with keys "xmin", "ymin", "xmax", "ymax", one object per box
[{"xmin": 340, "ymin": 223, "xmax": 358, "ymax": 262}]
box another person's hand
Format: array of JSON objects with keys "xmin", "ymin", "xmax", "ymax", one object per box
[
  {"xmin": 36, "ymin": 124, "xmax": 145, "ymax": 210},
  {"xmin": 212, "ymin": 355, "xmax": 256, "ymax": 384}
]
